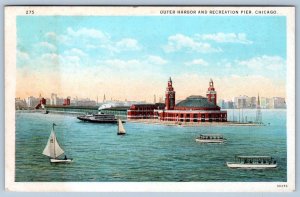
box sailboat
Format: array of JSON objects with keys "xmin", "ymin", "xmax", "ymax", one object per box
[
  {"xmin": 42, "ymin": 123, "xmax": 73, "ymax": 163},
  {"xmin": 117, "ymin": 119, "xmax": 126, "ymax": 135}
]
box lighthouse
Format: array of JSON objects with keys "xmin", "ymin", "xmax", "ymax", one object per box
[
  {"xmin": 165, "ymin": 77, "xmax": 176, "ymax": 110},
  {"xmin": 206, "ymin": 79, "xmax": 217, "ymax": 105}
]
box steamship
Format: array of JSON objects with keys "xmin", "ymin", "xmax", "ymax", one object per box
[{"xmin": 77, "ymin": 113, "xmax": 124, "ymax": 124}]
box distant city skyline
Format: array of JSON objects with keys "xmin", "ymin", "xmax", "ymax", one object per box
[
  {"xmin": 17, "ymin": 16, "xmax": 286, "ymax": 101},
  {"xmin": 16, "ymin": 92, "xmax": 285, "ymax": 106},
  {"xmin": 16, "ymin": 91, "xmax": 286, "ymax": 104}
]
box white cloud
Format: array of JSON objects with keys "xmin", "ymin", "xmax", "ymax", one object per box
[
  {"xmin": 97, "ymin": 56, "xmax": 168, "ymax": 71},
  {"xmin": 37, "ymin": 52, "xmax": 81, "ymax": 68},
  {"xmin": 67, "ymin": 27, "xmax": 110, "ymax": 41},
  {"xmin": 36, "ymin": 42, "xmax": 57, "ymax": 51},
  {"xmin": 185, "ymin": 59, "xmax": 208, "ymax": 66},
  {"xmin": 238, "ymin": 55, "xmax": 286, "ymax": 71},
  {"xmin": 116, "ymin": 38, "xmax": 141, "ymax": 50},
  {"xmin": 45, "ymin": 32, "xmax": 57, "ymax": 39},
  {"xmin": 41, "ymin": 53, "xmax": 59, "ymax": 61},
  {"xmin": 147, "ymin": 55, "xmax": 167, "ymax": 65},
  {"xmin": 17, "ymin": 50, "xmax": 30, "ymax": 61},
  {"xmin": 163, "ymin": 34, "xmax": 222, "ymax": 53},
  {"xmin": 197, "ymin": 33, "xmax": 253, "ymax": 44},
  {"xmin": 64, "ymin": 48, "xmax": 87, "ymax": 57},
  {"xmin": 64, "ymin": 55, "xmax": 80, "ymax": 63},
  {"xmin": 45, "ymin": 28, "xmax": 142, "ymax": 54},
  {"xmin": 100, "ymin": 59, "xmax": 141, "ymax": 69}
]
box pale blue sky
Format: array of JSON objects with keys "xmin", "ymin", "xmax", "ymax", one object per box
[{"xmin": 16, "ymin": 16, "xmax": 287, "ymax": 101}]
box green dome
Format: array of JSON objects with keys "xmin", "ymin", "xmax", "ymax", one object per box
[{"xmin": 176, "ymin": 95, "xmax": 218, "ymax": 109}]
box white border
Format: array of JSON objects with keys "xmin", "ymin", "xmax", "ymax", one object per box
[{"xmin": 5, "ymin": 6, "xmax": 295, "ymax": 192}]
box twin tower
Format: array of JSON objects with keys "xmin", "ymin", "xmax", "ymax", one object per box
[{"xmin": 165, "ymin": 77, "xmax": 217, "ymax": 110}]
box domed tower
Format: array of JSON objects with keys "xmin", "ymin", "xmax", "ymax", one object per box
[
  {"xmin": 165, "ymin": 77, "xmax": 176, "ymax": 110},
  {"xmin": 206, "ymin": 79, "xmax": 217, "ymax": 105}
]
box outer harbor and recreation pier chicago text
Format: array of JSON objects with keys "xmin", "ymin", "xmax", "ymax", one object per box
[{"xmin": 159, "ymin": 9, "xmax": 277, "ymax": 15}]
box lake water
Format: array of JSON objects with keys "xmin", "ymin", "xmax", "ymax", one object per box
[{"xmin": 15, "ymin": 109, "xmax": 287, "ymax": 182}]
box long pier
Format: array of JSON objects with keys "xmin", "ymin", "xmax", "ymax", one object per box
[{"xmin": 127, "ymin": 119, "xmax": 265, "ymax": 127}]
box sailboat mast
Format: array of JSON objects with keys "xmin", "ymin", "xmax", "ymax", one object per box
[{"xmin": 53, "ymin": 123, "xmax": 56, "ymax": 158}]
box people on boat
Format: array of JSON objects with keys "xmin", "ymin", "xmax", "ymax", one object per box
[{"xmin": 64, "ymin": 155, "xmax": 68, "ymax": 160}]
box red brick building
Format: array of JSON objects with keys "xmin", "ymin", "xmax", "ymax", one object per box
[
  {"xmin": 63, "ymin": 98, "xmax": 71, "ymax": 106},
  {"xmin": 127, "ymin": 103, "xmax": 165, "ymax": 119},
  {"xmin": 127, "ymin": 77, "xmax": 227, "ymax": 122}
]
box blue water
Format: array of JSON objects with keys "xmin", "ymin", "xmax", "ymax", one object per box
[{"xmin": 15, "ymin": 109, "xmax": 287, "ymax": 182}]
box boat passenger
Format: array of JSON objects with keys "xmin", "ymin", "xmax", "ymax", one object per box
[
  {"xmin": 64, "ymin": 155, "xmax": 67, "ymax": 160},
  {"xmin": 258, "ymin": 160, "xmax": 261, "ymax": 164}
]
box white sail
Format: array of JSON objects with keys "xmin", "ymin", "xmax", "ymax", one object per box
[
  {"xmin": 42, "ymin": 130, "xmax": 64, "ymax": 158},
  {"xmin": 118, "ymin": 119, "xmax": 126, "ymax": 134}
]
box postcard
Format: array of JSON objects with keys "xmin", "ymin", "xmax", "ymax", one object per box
[{"xmin": 5, "ymin": 6, "xmax": 295, "ymax": 192}]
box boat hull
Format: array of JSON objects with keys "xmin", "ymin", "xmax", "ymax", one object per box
[
  {"xmin": 226, "ymin": 162, "xmax": 277, "ymax": 169},
  {"xmin": 117, "ymin": 133, "xmax": 126, "ymax": 135},
  {"xmin": 77, "ymin": 116, "xmax": 120, "ymax": 123},
  {"xmin": 50, "ymin": 158, "xmax": 73, "ymax": 163},
  {"xmin": 196, "ymin": 139, "xmax": 225, "ymax": 143}
]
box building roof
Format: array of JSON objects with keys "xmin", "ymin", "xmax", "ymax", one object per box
[
  {"xmin": 101, "ymin": 106, "xmax": 130, "ymax": 111},
  {"xmin": 176, "ymin": 95, "xmax": 218, "ymax": 109}
]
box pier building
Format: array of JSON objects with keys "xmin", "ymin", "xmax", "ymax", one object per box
[
  {"xmin": 127, "ymin": 103, "xmax": 165, "ymax": 119},
  {"xmin": 128, "ymin": 78, "xmax": 227, "ymax": 122}
]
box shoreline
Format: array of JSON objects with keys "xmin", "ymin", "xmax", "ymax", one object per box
[
  {"xmin": 16, "ymin": 110, "xmax": 265, "ymax": 127},
  {"xmin": 127, "ymin": 119, "xmax": 265, "ymax": 127}
]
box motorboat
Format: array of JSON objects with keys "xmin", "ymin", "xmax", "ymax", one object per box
[
  {"xmin": 226, "ymin": 156, "xmax": 277, "ymax": 169},
  {"xmin": 195, "ymin": 134, "xmax": 226, "ymax": 143}
]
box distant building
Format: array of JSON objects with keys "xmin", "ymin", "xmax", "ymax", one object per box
[
  {"xmin": 229, "ymin": 95, "xmax": 285, "ymax": 109},
  {"xmin": 248, "ymin": 97, "xmax": 257, "ymax": 108},
  {"xmin": 103, "ymin": 94, "xmax": 106, "ymax": 103},
  {"xmin": 158, "ymin": 96, "xmax": 163, "ymax": 103},
  {"xmin": 221, "ymin": 100, "xmax": 234, "ymax": 109},
  {"xmin": 35, "ymin": 97, "xmax": 47, "ymax": 109},
  {"xmin": 46, "ymin": 98, "xmax": 51, "ymax": 105},
  {"xmin": 218, "ymin": 99, "xmax": 225, "ymax": 109},
  {"xmin": 266, "ymin": 98, "xmax": 274, "ymax": 109},
  {"xmin": 50, "ymin": 93, "xmax": 58, "ymax": 105},
  {"xmin": 234, "ymin": 96, "xmax": 248, "ymax": 109},
  {"xmin": 15, "ymin": 98, "xmax": 27, "ymax": 109},
  {"xmin": 260, "ymin": 97, "xmax": 267, "ymax": 109},
  {"xmin": 76, "ymin": 98, "xmax": 97, "ymax": 106},
  {"xmin": 256, "ymin": 94, "xmax": 262, "ymax": 123},
  {"xmin": 273, "ymin": 97, "xmax": 286, "ymax": 109},
  {"xmin": 225, "ymin": 100, "xmax": 234, "ymax": 109},
  {"xmin": 63, "ymin": 97, "xmax": 71, "ymax": 106},
  {"xmin": 26, "ymin": 96, "xmax": 39, "ymax": 108}
]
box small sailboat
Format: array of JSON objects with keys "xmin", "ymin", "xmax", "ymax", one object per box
[
  {"xmin": 42, "ymin": 123, "xmax": 73, "ymax": 163},
  {"xmin": 117, "ymin": 119, "xmax": 126, "ymax": 135}
]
